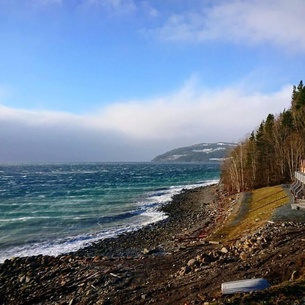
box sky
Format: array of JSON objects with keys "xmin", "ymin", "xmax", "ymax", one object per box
[{"xmin": 1, "ymin": 0, "xmax": 305, "ymax": 162}]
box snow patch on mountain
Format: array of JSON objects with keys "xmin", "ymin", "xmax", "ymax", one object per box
[{"xmin": 152, "ymin": 142, "xmax": 236, "ymax": 163}]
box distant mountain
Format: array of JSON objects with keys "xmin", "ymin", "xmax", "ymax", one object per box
[{"xmin": 152, "ymin": 142, "xmax": 237, "ymax": 163}]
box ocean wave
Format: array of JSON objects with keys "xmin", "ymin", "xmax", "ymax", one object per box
[
  {"xmin": 0, "ymin": 211, "xmax": 167, "ymax": 263},
  {"xmin": 0, "ymin": 163, "xmax": 220, "ymax": 262}
]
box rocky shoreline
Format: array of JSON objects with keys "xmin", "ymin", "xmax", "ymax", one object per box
[
  {"xmin": 0, "ymin": 184, "xmax": 225, "ymax": 305},
  {"xmin": 73, "ymin": 184, "xmax": 222, "ymax": 258},
  {"xmin": 2, "ymin": 184, "xmax": 305, "ymax": 304}
]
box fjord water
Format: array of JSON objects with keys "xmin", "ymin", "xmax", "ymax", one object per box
[{"xmin": 0, "ymin": 163, "xmax": 220, "ymax": 262}]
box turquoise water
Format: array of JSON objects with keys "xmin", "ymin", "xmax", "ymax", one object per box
[{"xmin": 0, "ymin": 162, "xmax": 220, "ymax": 262}]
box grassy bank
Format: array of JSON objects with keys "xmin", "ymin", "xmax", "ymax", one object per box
[{"xmin": 213, "ymin": 185, "xmax": 289, "ymax": 242}]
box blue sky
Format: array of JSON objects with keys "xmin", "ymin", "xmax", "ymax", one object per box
[{"xmin": 0, "ymin": 0, "xmax": 305, "ymax": 162}]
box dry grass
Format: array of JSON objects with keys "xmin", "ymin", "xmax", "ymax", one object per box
[{"xmin": 213, "ymin": 185, "xmax": 289, "ymax": 242}]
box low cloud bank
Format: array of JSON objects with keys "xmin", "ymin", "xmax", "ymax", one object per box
[{"xmin": 0, "ymin": 83, "xmax": 291, "ymax": 162}]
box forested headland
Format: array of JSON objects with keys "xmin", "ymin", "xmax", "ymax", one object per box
[{"xmin": 222, "ymin": 81, "xmax": 305, "ymax": 193}]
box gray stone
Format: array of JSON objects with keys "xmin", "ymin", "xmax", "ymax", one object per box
[
  {"xmin": 187, "ymin": 258, "xmax": 197, "ymax": 267},
  {"xmin": 221, "ymin": 247, "xmax": 229, "ymax": 254}
]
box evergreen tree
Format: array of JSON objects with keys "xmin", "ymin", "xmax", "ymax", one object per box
[{"xmin": 221, "ymin": 81, "xmax": 305, "ymax": 193}]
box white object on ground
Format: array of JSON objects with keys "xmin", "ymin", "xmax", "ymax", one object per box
[{"xmin": 221, "ymin": 278, "xmax": 270, "ymax": 294}]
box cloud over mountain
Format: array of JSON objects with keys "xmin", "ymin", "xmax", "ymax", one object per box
[{"xmin": 0, "ymin": 82, "xmax": 291, "ymax": 162}]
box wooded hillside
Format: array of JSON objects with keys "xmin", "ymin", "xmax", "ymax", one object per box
[
  {"xmin": 221, "ymin": 81, "xmax": 305, "ymax": 193},
  {"xmin": 152, "ymin": 142, "xmax": 236, "ymax": 163}
]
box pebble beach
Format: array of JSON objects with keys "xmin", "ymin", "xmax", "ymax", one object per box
[{"xmin": 2, "ymin": 184, "xmax": 305, "ymax": 305}]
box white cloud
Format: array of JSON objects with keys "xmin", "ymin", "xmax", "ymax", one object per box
[
  {"xmin": 0, "ymin": 104, "xmax": 77, "ymax": 126},
  {"xmin": 94, "ymin": 80, "xmax": 291, "ymax": 141},
  {"xmin": 0, "ymin": 80, "xmax": 292, "ymax": 162},
  {"xmin": 153, "ymin": 0, "xmax": 305, "ymax": 52}
]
